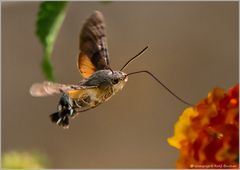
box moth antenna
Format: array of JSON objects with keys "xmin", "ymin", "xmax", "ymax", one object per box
[
  {"xmin": 127, "ymin": 70, "xmax": 193, "ymax": 106},
  {"xmin": 107, "ymin": 67, "xmax": 114, "ymax": 74},
  {"xmin": 120, "ymin": 46, "xmax": 148, "ymax": 71}
]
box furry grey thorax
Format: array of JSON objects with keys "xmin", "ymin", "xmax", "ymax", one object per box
[{"xmin": 81, "ymin": 70, "xmax": 128, "ymax": 93}]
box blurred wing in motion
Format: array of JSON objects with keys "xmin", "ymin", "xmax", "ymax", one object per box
[
  {"xmin": 30, "ymin": 81, "xmax": 98, "ymax": 98},
  {"xmin": 78, "ymin": 11, "xmax": 110, "ymax": 78},
  {"xmin": 30, "ymin": 81, "xmax": 75, "ymax": 97}
]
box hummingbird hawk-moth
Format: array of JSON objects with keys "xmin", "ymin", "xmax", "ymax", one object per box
[{"xmin": 30, "ymin": 11, "xmax": 191, "ymax": 129}]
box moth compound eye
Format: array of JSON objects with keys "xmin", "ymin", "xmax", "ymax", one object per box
[{"xmin": 112, "ymin": 78, "xmax": 119, "ymax": 85}]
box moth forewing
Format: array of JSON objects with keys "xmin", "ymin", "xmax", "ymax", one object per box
[{"xmin": 78, "ymin": 10, "xmax": 110, "ymax": 79}]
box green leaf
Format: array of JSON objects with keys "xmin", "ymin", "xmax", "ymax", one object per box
[
  {"xmin": 36, "ymin": 1, "xmax": 68, "ymax": 81},
  {"xmin": 2, "ymin": 151, "xmax": 48, "ymax": 169}
]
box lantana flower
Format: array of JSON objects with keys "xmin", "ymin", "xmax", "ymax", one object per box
[{"xmin": 168, "ymin": 84, "xmax": 239, "ymax": 169}]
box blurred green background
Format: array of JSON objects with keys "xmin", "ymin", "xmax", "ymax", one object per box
[{"xmin": 2, "ymin": 1, "xmax": 238, "ymax": 169}]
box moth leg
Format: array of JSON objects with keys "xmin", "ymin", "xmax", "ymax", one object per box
[
  {"xmin": 74, "ymin": 96, "xmax": 91, "ymax": 107},
  {"xmin": 71, "ymin": 96, "xmax": 91, "ymax": 119},
  {"xmin": 71, "ymin": 102, "xmax": 101, "ymax": 119},
  {"xmin": 74, "ymin": 100, "xmax": 82, "ymax": 108},
  {"xmin": 81, "ymin": 96, "xmax": 91, "ymax": 105}
]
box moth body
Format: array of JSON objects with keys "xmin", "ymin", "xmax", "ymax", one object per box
[{"xmin": 30, "ymin": 11, "xmax": 130, "ymax": 128}]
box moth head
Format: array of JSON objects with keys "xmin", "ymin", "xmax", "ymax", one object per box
[{"xmin": 108, "ymin": 70, "xmax": 128, "ymax": 92}]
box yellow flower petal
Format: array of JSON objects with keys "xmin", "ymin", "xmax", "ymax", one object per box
[{"xmin": 168, "ymin": 107, "xmax": 198, "ymax": 149}]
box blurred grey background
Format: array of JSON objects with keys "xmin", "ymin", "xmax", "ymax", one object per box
[{"xmin": 2, "ymin": 1, "xmax": 238, "ymax": 169}]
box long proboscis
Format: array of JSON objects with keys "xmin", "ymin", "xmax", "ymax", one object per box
[
  {"xmin": 120, "ymin": 46, "xmax": 148, "ymax": 71},
  {"xmin": 127, "ymin": 70, "xmax": 193, "ymax": 106}
]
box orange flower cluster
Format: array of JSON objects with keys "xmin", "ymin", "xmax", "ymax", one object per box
[{"xmin": 168, "ymin": 84, "xmax": 239, "ymax": 169}]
